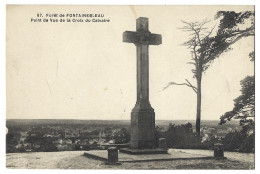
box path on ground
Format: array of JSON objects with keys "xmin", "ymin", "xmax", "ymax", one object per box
[{"xmin": 172, "ymin": 149, "xmax": 254, "ymax": 163}]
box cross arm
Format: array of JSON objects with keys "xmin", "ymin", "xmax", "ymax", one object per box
[
  {"xmin": 149, "ymin": 33, "xmax": 162, "ymax": 45},
  {"xmin": 123, "ymin": 31, "xmax": 162, "ymax": 45},
  {"xmin": 123, "ymin": 31, "xmax": 138, "ymax": 43}
]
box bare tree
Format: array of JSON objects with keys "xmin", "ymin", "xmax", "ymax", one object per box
[{"xmin": 163, "ymin": 20, "xmax": 215, "ymax": 139}]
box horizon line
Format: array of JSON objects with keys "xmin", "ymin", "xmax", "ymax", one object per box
[{"xmin": 6, "ymin": 118, "xmax": 228, "ymax": 121}]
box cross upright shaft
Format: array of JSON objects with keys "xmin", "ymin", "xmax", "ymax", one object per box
[
  {"xmin": 123, "ymin": 17, "xmax": 162, "ymax": 149},
  {"xmin": 123, "ymin": 17, "xmax": 161, "ymax": 109}
]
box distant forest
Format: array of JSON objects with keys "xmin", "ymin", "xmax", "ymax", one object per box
[{"xmin": 6, "ymin": 119, "xmax": 239, "ymax": 127}]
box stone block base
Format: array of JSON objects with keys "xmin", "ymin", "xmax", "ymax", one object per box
[
  {"xmin": 214, "ymin": 143, "xmax": 224, "ymax": 158},
  {"xmin": 130, "ymin": 108, "xmax": 155, "ymax": 149},
  {"xmin": 107, "ymin": 147, "xmax": 118, "ymax": 164}
]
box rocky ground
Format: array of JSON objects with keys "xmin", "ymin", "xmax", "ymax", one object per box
[{"xmin": 6, "ymin": 150, "xmax": 254, "ymax": 169}]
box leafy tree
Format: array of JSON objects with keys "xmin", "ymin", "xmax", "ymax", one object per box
[
  {"xmin": 222, "ymin": 127, "xmax": 254, "ymax": 153},
  {"xmin": 25, "ymin": 134, "xmax": 42, "ymax": 147},
  {"xmin": 220, "ymin": 75, "xmax": 254, "ymax": 127},
  {"xmin": 164, "ymin": 123, "xmax": 198, "ymax": 148},
  {"xmin": 200, "ymin": 11, "xmax": 254, "ymax": 63},
  {"xmin": 6, "ymin": 131, "xmax": 20, "ymax": 153},
  {"xmin": 215, "ymin": 11, "xmax": 254, "ymax": 38},
  {"xmin": 201, "ymin": 134, "xmax": 220, "ymax": 150},
  {"xmin": 216, "ymin": 11, "xmax": 255, "ymax": 153},
  {"xmin": 222, "ymin": 131, "xmax": 243, "ymax": 151},
  {"xmin": 154, "ymin": 126, "xmax": 161, "ymax": 147},
  {"xmin": 217, "ymin": 11, "xmax": 255, "ymax": 128},
  {"xmin": 112, "ymin": 128, "xmax": 130, "ymax": 144},
  {"xmin": 39, "ymin": 137, "xmax": 58, "ymax": 152}
]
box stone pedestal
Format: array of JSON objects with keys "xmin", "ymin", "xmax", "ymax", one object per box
[
  {"xmin": 214, "ymin": 143, "xmax": 224, "ymax": 158},
  {"xmin": 107, "ymin": 147, "xmax": 118, "ymax": 164},
  {"xmin": 131, "ymin": 106, "xmax": 155, "ymax": 149}
]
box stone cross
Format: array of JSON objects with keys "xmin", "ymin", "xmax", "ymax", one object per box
[{"xmin": 123, "ymin": 17, "xmax": 162, "ymax": 149}]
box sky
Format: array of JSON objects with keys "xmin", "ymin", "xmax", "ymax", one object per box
[{"xmin": 6, "ymin": 5, "xmax": 254, "ymax": 120}]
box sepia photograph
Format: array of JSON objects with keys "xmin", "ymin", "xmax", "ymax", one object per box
[{"xmin": 5, "ymin": 4, "xmax": 255, "ymax": 170}]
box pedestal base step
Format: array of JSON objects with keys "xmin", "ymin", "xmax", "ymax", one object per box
[
  {"xmin": 119, "ymin": 148, "xmax": 168, "ymax": 155},
  {"xmin": 83, "ymin": 149, "xmax": 216, "ymax": 163}
]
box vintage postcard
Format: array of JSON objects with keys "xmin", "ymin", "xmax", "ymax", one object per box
[{"xmin": 6, "ymin": 5, "xmax": 254, "ymax": 169}]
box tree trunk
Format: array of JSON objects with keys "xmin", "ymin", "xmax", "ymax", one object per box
[{"xmin": 196, "ymin": 73, "xmax": 202, "ymax": 141}]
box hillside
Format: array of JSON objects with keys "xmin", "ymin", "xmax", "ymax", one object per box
[{"xmin": 6, "ymin": 150, "xmax": 254, "ymax": 169}]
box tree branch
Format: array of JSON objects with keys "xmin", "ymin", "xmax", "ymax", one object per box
[
  {"xmin": 185, "ymin": 79, "xmax": 198, "ymax": 93},
  {"xmin": 161, "ymin": 79, "xmax": 197, "ymax": 93}
]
